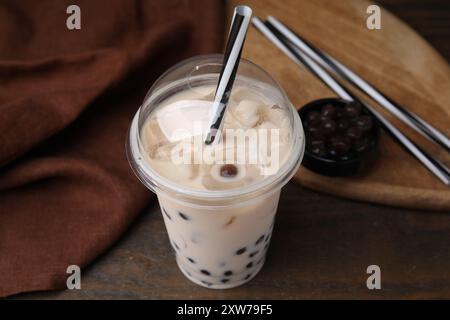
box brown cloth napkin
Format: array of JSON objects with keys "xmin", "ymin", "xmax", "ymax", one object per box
[{"xmin": 0, "ymin": 0, "xmax": 224, "ymax": 297}]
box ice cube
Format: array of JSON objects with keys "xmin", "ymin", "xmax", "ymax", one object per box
[
  {"xmin": 141, "ymin": 118, "xmax": 168, "ymax": 157},
  {"xmin": 258, "ymin": 119, "xmax": 291, "ymax": 144},
  {"xmin": 153, "ymin": 143, "xmax": 173, "ymax": 160},
  {"xmin": 232, "ymin": 99, "xmax": 261, "ymax": 128},
  {"xmin": 150, "ymin": 159, "xmax": 197, "ymax": 182},
  {"xmin": 155, "ymin": 99, "xmax": 212, "ymax": 142},
  {"xmin": 266, "ymin": 106, "xmax": 289, "ymax": 127}
]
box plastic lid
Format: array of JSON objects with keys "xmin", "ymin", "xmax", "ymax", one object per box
[{"xmin": 127, "ymin": 55, "xmax": 305, "ymax": 203}]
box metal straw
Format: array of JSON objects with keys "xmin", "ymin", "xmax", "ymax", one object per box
[
  {"xmin": 252, "ymin": 17, "xmax": 450, "ymax": 186},
  {"xmin": 266, "ymin": 16, "xmax": 450, "ymax": 152},
  {"xmin": 204, "ymin": 6, "xmax": 252, "ymax": 145}
]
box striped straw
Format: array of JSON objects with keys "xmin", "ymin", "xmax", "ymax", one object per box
[
  {"xmin": 204, "ymin": 6, "xmax": 252, "ymax": 145},
  {"xmin": 252, "ymin": 17, "xmax": 450, "ymax": 186},
  {"xmin": 266, "ymin": 16, "xmax": 450, "ymax": 152}
]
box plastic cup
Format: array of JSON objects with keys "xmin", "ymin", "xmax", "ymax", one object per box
[{"xmin": 127, "ymin": 54, "xmax": 304, "ymax": 289}]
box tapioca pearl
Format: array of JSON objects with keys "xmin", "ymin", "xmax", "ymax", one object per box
[
  {"xmin": 172, "ymin": 233, "xmax": 188, "ymax": 249},
  {"xmin": 223, "ymin": 270, "xmax": 233, "ymax": 277},
  {"xmin": 244, "ymin": 274, "xmax": 252, "ymax": 280},
  {"xmin": 200, "ymin": 269, "xmax": 211, "ymax": 276},
  {"xmin": 235, "ymin": 247, "xmax": 247, "ymax": 255},
  {"xmin": 171, "ymin": 241, "xmax": 180, "ymax": 251},
  {"xmin": 249, "ymin": 251, "xmax": 259, "ymax": 258},
  {"xmin": 179, "ymin": 212, "xmax": 190, "ymax": 221},
  {"xmin": 201, "ymin": 280, "xmax": 212, "ymax": 287},
  {"xmin": 162, "ymin": 208, "xmax": 172, "ymax": 220},
  {"xmin": 188, "ymin": 257, "xmax": 195, "ymax": 264},
  {"xmin": 221, "ymin": 279, "xmax": 230, "ymax": 284},
  {"xmin": 191, "ymin": 232, "xmax": 205, "ymax": 245},
  {"xmin": 246, "ymin": 262, "xmax": 253, "ymax": 269},
  {"xmin": 255, "ymin": 235, "xmax": 265, "ymax": 246}
]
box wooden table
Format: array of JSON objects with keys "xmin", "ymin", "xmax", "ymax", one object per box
[{"xmin": 17, "ymin": 0, "xmax": 450, "ymax": 299}]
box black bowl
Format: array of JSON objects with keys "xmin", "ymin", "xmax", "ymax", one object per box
[{"xmin": 299, "ymin": 98, "xmax": 380, "ymax": 176}]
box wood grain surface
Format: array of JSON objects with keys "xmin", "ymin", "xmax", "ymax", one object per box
[
  {"xmin": 13, "ymin": 0, "xmax": 450, "ymax": 300},
  {"xmin": 231, "ymin": 0, "xmax": 450, "ymax": 211},
  {"xmin": 15, "ymin": 182, "xmax": 450, "ymax": 299}
]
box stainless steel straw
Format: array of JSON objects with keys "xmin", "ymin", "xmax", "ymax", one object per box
[
  {"xmin": 204, "ymin": 6, "xmax": 252, "ymax": 145},
  {"xmin": 252, "ymin": 17, "xmax": 450, "ymax": 186},
  {"xmin": 266, "ymin": 16, "xmax": 450, "ymax": 152}
]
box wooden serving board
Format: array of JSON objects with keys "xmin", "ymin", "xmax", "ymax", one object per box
[{"xmin": 228, "ymin": 0, "xmax": 450, "ymax": 211}]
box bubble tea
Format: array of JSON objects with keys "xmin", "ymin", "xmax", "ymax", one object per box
[{"xmin": 127, "ymin": 55, "xmax": 304, "ymax": 289}]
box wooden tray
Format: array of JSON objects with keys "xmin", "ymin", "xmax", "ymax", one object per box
[{"xmin": 228, "ymin": 0, "xmax": 450, "ymax": 211}]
